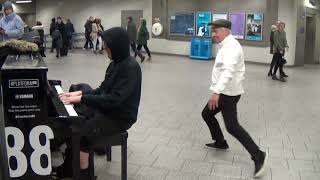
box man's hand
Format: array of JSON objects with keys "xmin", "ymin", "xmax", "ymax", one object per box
[
  {"xmin": 208, "ymin": 93, "xmax": 220, "ymax": 111},
  {"xmin": 59, "ymin": 94, "xmax": 82, "ymax": 104}
]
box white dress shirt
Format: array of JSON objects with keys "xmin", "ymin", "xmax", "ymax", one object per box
[{"xmin": 210, "ymin": 34, "xmax": 245, "ymax": 96}]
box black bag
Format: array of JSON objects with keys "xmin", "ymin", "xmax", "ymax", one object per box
[{"xmin": 281, "ymin": 58, "xmax": 287, "ymax": 65}]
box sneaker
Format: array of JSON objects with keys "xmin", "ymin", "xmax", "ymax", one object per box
[
  {"xmin": 254, "ymin": 151, "xmax": 268, "ymax": 178},
  {"xmin": 205, "ymin": 140, "xmax": 229, "ymax": 150},
  {"xmin": 141, "ymin": 56, "xmax": 145, "ymax": 63},
  {"xmin": 271, "ymin": 74, "xmax": 278, "ymax": 80},
  {"xmin": 278, "ymin": 76, "xmax": 287, "ymax": 82},
  {"xmin": 51, "ymin": 165, "xmax": 72, "ymax": 179}
]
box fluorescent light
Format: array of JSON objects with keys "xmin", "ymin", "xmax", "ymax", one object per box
[{"xmin": 16, "ymin": 0, "xmax": 32, "ymax": 3}]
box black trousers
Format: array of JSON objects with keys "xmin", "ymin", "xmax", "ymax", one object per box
[
  {"xmin": 69, "ymin": 83, "xmax": 126, "ymax": 152},
  {"xmin": 268, "ymin": 53, "xmax": 277, "ymax": 75},
  {"xmin": 272, "ymin": 53, "xmax": 285, "ymax": 75},
  {"xmin": 201, "ymin": 94, "xmax": 260, "ymax": 159},
  {"xmin": 130, "ymin": 43, "xmax": 144, "ymax": 59},
  {"xmin": 84, "ymin": 35, "xmax": 93, "ymax": 49},
  {"xmin": 136, "ymin": 44, "xmax": 151, "ymax": 57}
]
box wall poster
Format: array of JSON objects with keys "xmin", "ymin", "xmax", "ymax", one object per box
[
  {"xmin": 245, "ymin": 13, "xmax": 264, "ymax": 41},
  {"xmin": 229, "ymin": 12, "xmax": 245, "ymax": 39}
]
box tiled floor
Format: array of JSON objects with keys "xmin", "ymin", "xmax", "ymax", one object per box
[{"xmin": 46, "ymin": 50, "xmax": 320, "ymax": 180}]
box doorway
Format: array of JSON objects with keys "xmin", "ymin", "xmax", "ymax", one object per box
[
  {"xmin": 304, "ymin": 16, "xmax": 316, "ymax": 64},
  {"xmin": 121, "ymin": 10, "xmax": 143, "ymax": 29}
]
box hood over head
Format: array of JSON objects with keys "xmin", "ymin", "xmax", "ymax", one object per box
[{"xmin": 100, "ymin": 27, "xmax": 130, "ymax": 62}]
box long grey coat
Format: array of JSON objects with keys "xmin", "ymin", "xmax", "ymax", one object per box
[{"xmin": 127, "ymin": 21, "xmax": 137, "ymax": 44}]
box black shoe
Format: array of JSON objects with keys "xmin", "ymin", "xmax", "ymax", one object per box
[
  {"xmin": 51, "ymin": 164, "xmax": 72, "ymax": 179},
  {"xmin": 253, "ymin": 151, "xmax": 268, "ymax": 178},
  {"xmin": 281, "ymin": 72, "xmax": 288, "ymax": 77},
  {"xmin": 56, "ymin": 55, "xmax": 60, "ymax": 59},
  {"xmin": 278, "ymin": 76, "xmax": 287, "ymax": 82},
  {"xmin": 141, "ymin": 56, "xmax": 145, "ymax": 63},
  {"xmin": 267, "ymin": 71, "xmax": 272, "ymax": 77},
  {"xmin": 205, "ymin": 140, "xmax": 229, "ymax": 150},
  {"xmin": 79, "ymin": 168, "xmax": 97, "ymax": 180},
  {"xmin": 271, "ymin": 74, "xmax": 278, "ymax": 80}
]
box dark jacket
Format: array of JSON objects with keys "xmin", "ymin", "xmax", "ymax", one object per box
[
  {"xmin": 56, "ymin": 22, "xmax": 68, "ymax": 45},
  {"xmin": 52, "ymin": 29, "xmax": 63, "ymax": 48},
  {"xmin": 81, "ymin": 27, "xmax": 142, "ymax": 128},
  {"xmin": 84, "ymin": 20, "xmax": 92, "ymax": 36},
  {"xmin": 65, "ymin": 22, "xmax": 75, "ymax": 38},
  {"xmin": 50, "ymin": 21, "xmax": 56, "ymax": 36},
  {"xmin": 137, "ymin": 19, "xmax": 149, "ymax": 45},
  {"xmin": 126, "ymin": 21, "xmax": 137, "ymax": 44}
]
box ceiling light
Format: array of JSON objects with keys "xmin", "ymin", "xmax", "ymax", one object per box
[{"xmin": 16, "ymin": 0, "xmax": 32, "ymax": 3}]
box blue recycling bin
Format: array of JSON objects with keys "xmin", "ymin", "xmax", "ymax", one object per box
[{"xmin": 190, "ymin": 37, "xmax": 213, "ymax": 60}]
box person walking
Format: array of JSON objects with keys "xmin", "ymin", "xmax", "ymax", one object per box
[
  {"xmin": 271, "ymin": 21, "xmax": 289, "ymax": 82},
  {"xmin": 50, "ymin": 18, "xmax": 56, "ymax": 52},
  {"xmin": 201, "ymin": 19, "xmax": 268, "ymax": 178},
  {"xmin": 136, "ymin": 18, "xmax": 151, "ymax": 62},
  {"xmin": 126, "ymin": 16, "xmax": 145, "ymax": 62}
]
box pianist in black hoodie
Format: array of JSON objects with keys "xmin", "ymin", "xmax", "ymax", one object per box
[{"xmin": 58, "ymin": 27, "xmax": 142, "ymax": 178}]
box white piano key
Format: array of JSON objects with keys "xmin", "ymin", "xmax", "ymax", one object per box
[
  {"xmin": 54, "ymin": 85, "xmax": 78, "ymax": 117},
  {"xmin": 54, "ymin": 85, "xmax": 64, "ymax": 94},
  {"xmin": 64, "ymin": 104, "xmax": 78, "ymax": 116}
]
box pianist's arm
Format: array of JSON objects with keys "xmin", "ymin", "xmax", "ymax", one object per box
[{"xmin": 81, "ymin": 66, "xmax": 138, "ymax": 110}]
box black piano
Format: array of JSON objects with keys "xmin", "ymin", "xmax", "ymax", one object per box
[{"xmin": 0, "ymin": 54, "xmax": 85, "ymax": 180}]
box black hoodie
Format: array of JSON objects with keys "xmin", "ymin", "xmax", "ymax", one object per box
[{"xmin": 81, "ymin": 27, "xmax": 142, "ymax": 127}]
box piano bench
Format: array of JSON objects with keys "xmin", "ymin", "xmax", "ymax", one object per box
[{"xmin": 88, "ymin": 131, "xmax": 128, "ymax": 180}]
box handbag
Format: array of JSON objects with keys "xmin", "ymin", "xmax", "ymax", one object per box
[{"xmin": 281, "ymin": 58, "xmax": 287, "ymax": 65}]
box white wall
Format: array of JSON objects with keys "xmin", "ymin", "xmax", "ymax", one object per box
[
  {"xmin": 12, "ymin": 1, "xmax": 36, "ymax": 14},
  {"xmin": 36, "ymin": 0, "xmax": 152, "ymax": 35},
  {"xmin": 36, "ymin": 0, "xmax": 300, "ymax": 65}
]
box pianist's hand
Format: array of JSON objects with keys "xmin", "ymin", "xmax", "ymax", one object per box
[
  {"xmin": 59, "ymin": 91, "xmax": 82, "ymax": 97},
  {"xmin": 59, "ymin": 94, "xmax": 82, "ymax": 104}
]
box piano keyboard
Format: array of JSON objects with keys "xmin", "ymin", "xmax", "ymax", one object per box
[{"xmin": 54, "ymin": 85, "xmax": 78, "ymax": 117}]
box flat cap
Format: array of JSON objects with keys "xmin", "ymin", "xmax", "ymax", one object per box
[
  {"xmin": 208, "ymin": 19, "xmax": 231, "ymax": 29},
  {"xmin": 3, "ymin": 1, "xmax": 13, "ymax": 10}
]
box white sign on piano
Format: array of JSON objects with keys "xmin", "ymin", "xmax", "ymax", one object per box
[{"xmin": 5, "ymin": 126, "xmax": 54, "ymax": 178}]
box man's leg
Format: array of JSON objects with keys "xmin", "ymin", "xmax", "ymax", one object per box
[
  {"xmin": 50, "ymin": 36, "xmax": 54, "ymax": 52},
  {"xmin": 132, "ymin": 43, "xmax": 145, "ymax": 60},
  {"xmin": 220, "ymin": 95, "xmax": 267, "ymax": 177},
  {"xmin": 136, "ymin": 44, "xmax": 142, "ymax": 58},
  {"xmin": 220, "ymin": 95, "xmax": 260, "ymax": 158},
  {"xmin": 143, "ymin": 44, "xmax": 151, "ymax": 58},
  {"xmin": 201, "ymin": 103, "xmax": 224, "ymax": 142}
]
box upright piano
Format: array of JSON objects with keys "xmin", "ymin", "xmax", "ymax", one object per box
[{"xmin": 0, "ymin": 54, "xmax": 85, "ymax": 180}]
